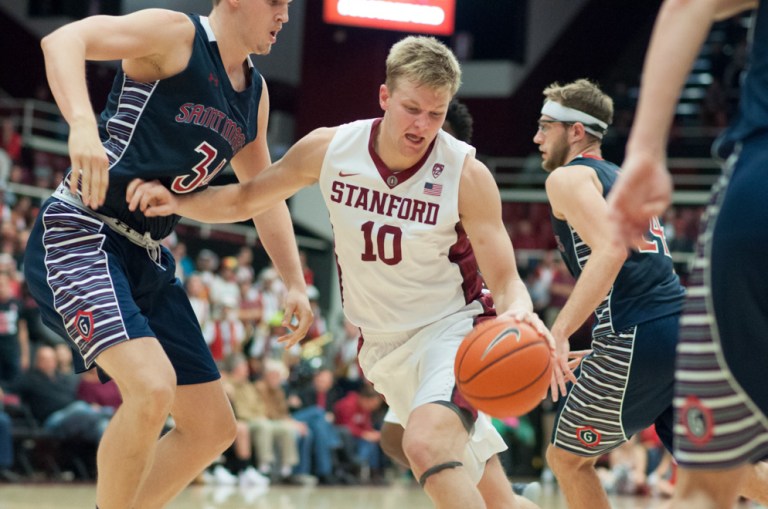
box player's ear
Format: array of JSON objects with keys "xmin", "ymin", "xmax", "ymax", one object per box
[
  {"xmin": 379, "ymin": 84, "xmax": 390, "ymax": 111},
  {"xmin": 571, "ymin": 122, "xmax": 586, "ymax": 141}
]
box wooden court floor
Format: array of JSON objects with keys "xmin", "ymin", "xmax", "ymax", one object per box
[{"xmin": 0, "ymin": 481, "xmax": 763, "ymax": 509}]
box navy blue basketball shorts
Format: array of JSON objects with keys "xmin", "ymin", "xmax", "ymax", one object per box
[
  {"xmin": 675, "ymin": 140, "xmax": 768, "ymax": 469},
  {"xmin": 24, "ymin": 198, "xmax": 220, "ymax": 385},
  {"xmin": 551, "ymin": 313, "xmax": 679, "ymax": 456}
]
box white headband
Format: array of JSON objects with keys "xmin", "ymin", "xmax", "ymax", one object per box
[{"xmin": 541, "ymin": 100, "xmax": 608, "ymax": 139}]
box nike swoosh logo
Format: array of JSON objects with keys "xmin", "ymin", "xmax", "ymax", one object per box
[
  {"xmin": 338, "ymin": 171, "xmax": 360, "ymax": 177},
  {"xmin": 480, "ymin": 327, "xmax": 521, "ymax": 361}
]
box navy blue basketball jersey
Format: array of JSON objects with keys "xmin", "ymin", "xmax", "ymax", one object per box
[
  {"xmin": 551, "ymin": 156, "xmax": 685, "ymax": 331},
  {"xmin": 715, "ymin": 4, "xmax": 768, "ymax": 158},
  {"xmin": 75, "ymin": 14, "xmax": 263, "ymax": 239}
]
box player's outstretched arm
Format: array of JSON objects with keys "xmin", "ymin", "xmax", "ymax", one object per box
[
  {"xmin": 126, "ymin": 127, "xmax": 333, "ymax": 222},
  {"xmin": 43, "ymin": 9, "xmax": 194, "ymax": 209},
  {"xmin": 545, "ymin": 165, "xmax": 628, "ymax": 400},
  {"xmin": 458, "ymin": 157, "xmax": 574, "ymax": 397},
  {"xmin": 609, "ymin": 0, "xmax": 755, "ymax": 246}
]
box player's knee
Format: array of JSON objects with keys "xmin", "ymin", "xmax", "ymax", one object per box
[
  {"xmin": 546, "ymin": 444, "xmax": 594, "ymax": 477},
  {"xmin": 218, "ymin": 412, "xmax": 239, "ymax": 449},
  {"xmin": 121, "ymin": 375, "xmax": 176, "ymax": 422},
  {"xmin": 402, "ymin": 433, "xmax": 447, "ymax": 473},
  {"xmin": 417, "ymin": 461, "xmax": 464, "ymax": 487}
]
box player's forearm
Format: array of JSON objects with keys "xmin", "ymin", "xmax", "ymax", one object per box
[
  {"xmin": 627, "ymin": 0, "xmax": 716, "ymax": 157},
  {"xmin": 551, "ymin": 249, "xmax": 626, "ymax": 340},
  {"xmin": 494, "ymin": 277, "xmax": 534, "ymax": 317},
  {"xmin": 176, "ymin": 182, "xmax": 260, "ymax": 223},
  {"xmin": 252, "ymin": 201, "xmax": 307, "ymax": 292},
  {"xmin": 41, "ymin": 29, "xmax": 95, "ymax": 126}
]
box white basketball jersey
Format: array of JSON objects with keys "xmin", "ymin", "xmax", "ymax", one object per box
[{"xmin": 318, "ymin": 118, "xmax": 486, "ymax": 333}]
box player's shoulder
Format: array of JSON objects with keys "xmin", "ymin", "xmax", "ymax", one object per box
[
  {"xmin": 546, "ymin": 163, "xmax": 595, "ymax": 187},
  {"xmin": 303, "ymin": 126, "xmax": 339, "ymax": 145},
  {"xmin": 139, "ymin": 9, "xmax": 195, "ymax": 32}
]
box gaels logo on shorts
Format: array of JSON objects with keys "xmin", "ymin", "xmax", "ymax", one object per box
[
  {"xmin": 432, "ymin": 163, "xmax": 444, "ymax": 179},
  {"xmin": 576, "ymin": 426, "xmax": 601, "ymax": 447},
  {"xmin": 75, "ymin": 310, "xmax": 94, "ymax": 343},
  {"xmin": 681, "ymin": 395, "xmax": 714, "ymax": 445}
]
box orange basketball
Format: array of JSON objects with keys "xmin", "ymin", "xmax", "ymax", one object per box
[{"xmin": 455, "ymin": 317, "xmax": 552, "ymax": 418}]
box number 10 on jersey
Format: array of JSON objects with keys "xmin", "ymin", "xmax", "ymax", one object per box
[{"xmin": 361, "ymin": 221, "xmax": 403, "ymax": 266}]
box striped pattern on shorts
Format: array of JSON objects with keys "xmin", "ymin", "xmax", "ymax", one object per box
[{"xmin": 674, "ymin": 160, "xmax": 768, "ymax": 468}]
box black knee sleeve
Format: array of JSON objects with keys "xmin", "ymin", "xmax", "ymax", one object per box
[{"xmin": 418, "ymin": 461, "xmax": 463, "ymax": 487}]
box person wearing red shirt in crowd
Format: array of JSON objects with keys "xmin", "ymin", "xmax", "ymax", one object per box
[
  {"xmin": 333, "ymin": 383, "xmax": 385, "ymax": 484},
  {"xmin": 0, "ymin": 119, "xmax": 22, "ymax": 163}
]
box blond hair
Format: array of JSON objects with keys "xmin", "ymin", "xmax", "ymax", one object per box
[
  {"xmin": 386, "ymin": 36, "xmax": 462, "ymax": 97},
  {"xmin": 542, "ymin": 79, "xmax": 614, "ymax": 127}
]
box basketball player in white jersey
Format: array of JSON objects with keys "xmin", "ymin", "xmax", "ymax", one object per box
[{"xmin": 127, "ymin": 36, "xmax": 577, "ymax": 509}]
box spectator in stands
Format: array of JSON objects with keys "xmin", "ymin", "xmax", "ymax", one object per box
[
  {"xmin": 0, "ymin": 119, "xmax": 22, "ymax": 164},
  {"xmin": 543, "ymin": 255, "xmax": 575, "ymax": 328},
  {"xmin": 237, "ymin": 269, "xmax": 263, "ymax": 342},
  {"xmin": 235, "ymin": 246, "xmax": 256, "ymax": 284},
  {"xmin": 76, "ymin": 367, "xmax": 122, "ymax": 413},
  {"xmin": 0, "ymin": 272, "xmax": 29, "ymax": 390},
  {"xmin": 509, "ymin": 219, "xmax": 540, "ymax": 250},
  {"xmin": 526, "ymin": 250, "xmax": 556, "ymax": 316},
  {"xmin": 8, "ymin": 162, "xmax": 33, "ymax": 187},
  {"xmin": 208, "ymin": 294, "xmax": 247, "ymax": 365},
  {"xmin": 209, "ymin": 256, "xmax": 241, "ymax": 319},
  {"xmin": 256, "ymin": 359, "xmax": 318, "ymax": 482},
  {"xmin": 16, "ymin": 346, "xmax": 108, "ymax": 445},
  {"xmin": 20, "ymin": 281, "xmax": 65, "ymax": 349},
  {"xmin": 164, "ymin": 235, "xmax": 194, "ymax": 282},
  {"xmin": 54, "ymin": 342, "xmax": 80, "ymax": 396},
  {"xmin": 332, "ymin": 318, "xmax": 362, "ymax": 392},
  {"xmin": 303, "ymin": 285, "xmax": 327, "ymax": 343},
  {"xmin": 0, "ymin": 387, "xmax": 18, "ymax": 482},
  {"xmin": 299, "ymin": 250, "xmax": 314, "ymax": 286},
  {"xmin": 257, "ymin": 266, "xmax": 285, "ymax": 327},
  {"xmin": 229, "ymin": 356, "xmax": 303, "ymax": 481},
  {"xmin": 195, "ymin": 248, "xmax": 220, "ymax": 293},
  {"xmin": 333, "ymin": 383, "xmax": 385, "ymax": 484},
  {"xmin": 288, "ymin": 367, "xmax": 343, "ymax": 484},
  {"xmin": 185, "ymin": 273, "xmax": 213, "ymax": 341}
]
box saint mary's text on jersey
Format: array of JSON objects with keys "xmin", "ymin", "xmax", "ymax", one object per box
[
  {"xmin": 330, "ymin": 180, "xmax": 439, "ymax": 225},
  {"xmin": 175, "ymin": 103, "xmax": 247, "ymax": 153}
]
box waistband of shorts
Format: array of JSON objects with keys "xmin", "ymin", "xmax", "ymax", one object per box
[
  {"xmin": 54, "ymin": 183, "xmax": 162, "ymax": 253},
  {"xmin": 360, "ymin": 328, "xmax": 418, "ymax": 344}
]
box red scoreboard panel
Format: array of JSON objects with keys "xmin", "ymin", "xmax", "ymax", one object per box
[{"xmin": 323, "ymin": 0, "xmax": 456, "ymax": 36}]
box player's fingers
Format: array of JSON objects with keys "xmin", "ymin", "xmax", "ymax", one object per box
[
  {"xmin": 568, "ymin": 349, "xmax": 592, "ymax": 359},
  {"xmin": 139, "ymin": 186, "xmax": 159, "ymax": 213},
  {"xmin": 147, "ymin": 203, "xmax": 174, "ymax": 217},
  {"xmin": 549, "ymin": 371, "xmax": 559, "ymax": 403},
  {"xmin": 554, "ymin": 357, "xmax": 567, "ymax": 396},
  {"xmin": 282, "ymin": 302, "xmax": 299, "ymax": 332},
  {"xmin": 127, "ymin": 184, "xmax": 143, "ymax": 212},
  {"xmin": 567, "ymin": 358, "xmax": 582, "ymax": 371},
  {"xmin": 69, "ymin": 167, "xmax": 82, "ymax": 196},
  {"xmin": 276, "ymin": 330, "xmax": 302, "ymax": 348},
  {"xmin": 88, "ymin": 160, "xmax": 107, "ymax": 205},
  {"xmin": 126, "ymin": 178, "xmax": 143, "ymax": 208},
  {"xmin": 561, "ymin": 358, "xmax": 578, "ymax": 385},
  {"xmin": 79, "ymin": 167, "xmax": 92, "ymax": 208},
  {"xmin": 95, "ymin": 164, "xmax": 109, "ymax": 207}
]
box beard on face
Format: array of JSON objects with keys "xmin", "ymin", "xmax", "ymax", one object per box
[{"xmin": 542, "ymin": 135, "xmax": 570, "ymax": 172}]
